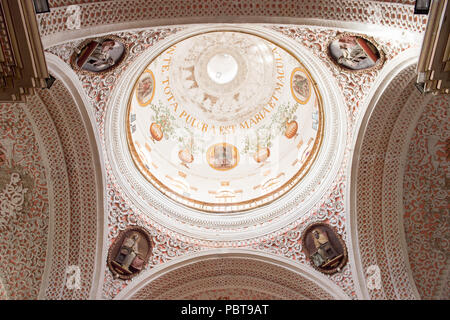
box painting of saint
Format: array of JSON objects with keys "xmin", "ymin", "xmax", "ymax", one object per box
[
  {"xmin": 136, "ymin": 70, "xmax": 155, "ymax": 106},
  {"xmin": 215, "ymin": 144, "xmax": 233, "ymax": 168},
  {"xmin": 329, "ymin": 34, "xmax": 383, "ymax": 71},
  {"xmin": 0, "ymin": 143, "xmax": 5, "ymax": 167},
  {"xmin": 206, "ymin": 143, "xmax": 239, "ymax": 171},
  {"xmin": 72, "ymin": 37, "xmax": 126, "ymax": 73},
  {"xmin": 290, "ymin": 68, "xmax": 311, "ymax": 104},
  {"xmin": 108, "ymin": 227, "xmax": 152, "ymax": 280}
]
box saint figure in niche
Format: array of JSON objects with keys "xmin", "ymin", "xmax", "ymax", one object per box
[{"xmin": 113, "ymin": 233, "xmax": 140, "ymax": 272}]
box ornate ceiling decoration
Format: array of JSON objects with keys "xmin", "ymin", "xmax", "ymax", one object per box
[
  {"xmin": 0, "ymin": 101, "xmax": 49, "ymax": 299},
  {"xmin": 127, "ymin": 30, "xmax": 324, "ymax": 213},
  {"xmin": 350, "ymin": 64, "xmax": 421, "ymax": 300},
  {"xmin": 43, "ymin": 15, "xmax": 419, "ymax": 299},
  {"xmin": 348, "ymin": 58, "xmax": 449, "ymax": 301},
  {"xmin": 0, "ymin": 52, "xmax": 105, "ymax": 300},
  {"xmin": 37, "ymin": 0, "xmax": 427, "ymax": 48},
  {"xmin": 0, "ymin": 0, "xmax": 442, "ymax": 302},
  {"xmin": 34, "ymin": 79, "xmax": 102, "ymax": 300}
]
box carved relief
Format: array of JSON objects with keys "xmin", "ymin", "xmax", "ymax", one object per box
[
  {"xmin": 0, "ymin": 102, "xmax": 48, "ymax": 299},
  {"xmin": 403, "ymin": 96, "xmax": 450, "ymax": 299}
]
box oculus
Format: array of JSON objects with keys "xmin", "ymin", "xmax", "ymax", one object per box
[
  {"xmin": 126, "ymin": 31, "xmax": 324, "ymax": 213},
  {"xmin": 107, "ymin": 226, "xmax": 152, "ymax": 280},
  {"xmin": 71, "ymin": 35, "xmax": 127, "ymax": 74},
  {"xmin": 328, "ymin": 33, "xmax": 384, "ymax": 72},
  {"xmin": 302, "ymin": 222, "xmax": 348, "ymax": 274}
]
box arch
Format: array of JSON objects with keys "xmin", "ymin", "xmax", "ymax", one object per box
[
  {"xmin": 30, "ymin": 53, "xmax": 107, "ymax": 299},
  {"xmin": 115, "ymin": 249, "xmax": 350, "ymax": 300},
  {"xmin": 347, "ymin": 50, "xmax": 430, "ymax": 299}
]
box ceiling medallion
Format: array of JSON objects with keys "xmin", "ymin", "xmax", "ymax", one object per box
[
  {"xmin": 107, "ymin": 226, "xmax": 153, "ymax": 280},
  {"xmin": 70, "ymin": 35, "xmax": 128, "ymax": 75},
  {"xmin": 126, "ymin": 30, "xmax": 324, "ymax": 213},
  {"xmin": 327, "ymin": 32, "xmax": 385, "ymax": 73},
  {"xmin": 302, "ymin": 222, "xmax": 348, "ymax": 274}
]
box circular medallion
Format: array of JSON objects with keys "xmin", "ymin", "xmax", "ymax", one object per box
[
  {"xmin": 328, "ymin": 33, "xmax": 385, "ymax": 72},
  {"xmin": 136, "ymin": 70, "xmax": 156, "ymax": 106},
  {"xmin": 107, "ymin": 226, "xmax": 152, "ymax": 280},
  {"xmin": 302, "ymin": 222, "xmax": 348, "ymax": 274}
]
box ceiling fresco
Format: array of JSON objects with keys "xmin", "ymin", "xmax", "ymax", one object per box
[{"xmin": 127, "ymin": 31, "xmax": 323, "ymax": 212}]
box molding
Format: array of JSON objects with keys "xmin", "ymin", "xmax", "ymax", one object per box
[{"xmin": 382, "ymin": 81, "xmax": 429, "ymax": 299}]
